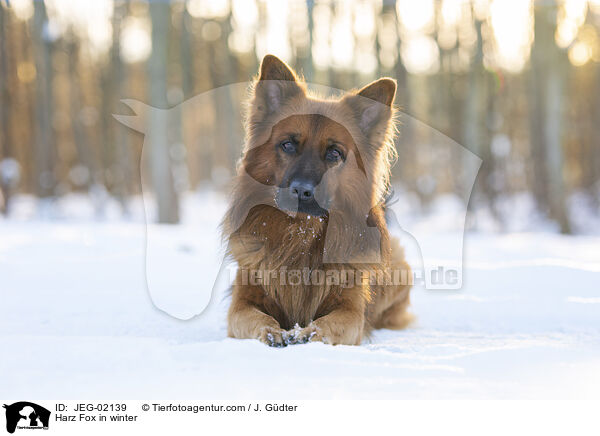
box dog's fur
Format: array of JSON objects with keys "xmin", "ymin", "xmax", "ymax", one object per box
[{"xmin": 223, "ymin": 55, "xmax": 412, "ymax": 346}]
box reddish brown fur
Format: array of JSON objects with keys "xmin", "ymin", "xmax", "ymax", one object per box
[{"xmin": 223, "ymin": 55, "xmax": 412, "ymax": 346}]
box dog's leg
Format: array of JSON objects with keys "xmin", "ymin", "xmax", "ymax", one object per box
[
  {"xmin": 289, "ymin": 287, "xmax": 366, "ymax": 345},
  {"xmin": 366, "ymin": 236, "xmax": 413, "ymax": 331},
  {"xmin": 227, "ymin": 283, "xmax": 288, "ymax": 347},
  {"xmin": 370, "ymin": 288, "xmax": 413, "ymax": 330}
]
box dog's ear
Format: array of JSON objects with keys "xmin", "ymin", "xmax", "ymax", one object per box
[
  {"xmin": 346, "ymin": 78, "xmax": 396, "ymax": 135},
  {"xmin": 254, "ymin": 55, "xmax": 304, "ymax": 116}
]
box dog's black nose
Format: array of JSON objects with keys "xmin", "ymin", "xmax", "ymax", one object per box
[{"xmin": 289, "ymin": 180, "xmax": 315, "ymax": 202}]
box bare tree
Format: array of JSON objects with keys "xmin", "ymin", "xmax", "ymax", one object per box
[
  {"xmin": 148, "ymin": 1, "xmax": 179, "ymax": 223},
  {"xmin": 31, "ymin": 0, "xmax": 56, "ymax": 202},
  {"xmin": 66, "ymin": 36, "xmax": 94, "ymax": 191},
  {"xmin": 530, "ymin": 1, "xmax": 570, "ymax": 233},
  {"xmin": 109, "ymin": 1, "xmax": 133, "ymax": 214},
  {"xmin": 0, "ymin": 2, "xmax": 14, "ymax": 214},
  {"xmin": 207, "ymin": 13, "xmax": 239, "ymax": 173},
  {"xmin": 180, "ymin": 5, "xmax": 194, "ymax": 99},
  {"xmin": 591, "ymin": 51, "xmax": 600, "ymax": 205},
  {"xmin": 462, "ymin": 16, "xmax": 499, "ymax": 222}
]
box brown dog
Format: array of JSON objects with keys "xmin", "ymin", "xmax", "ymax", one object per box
[{"xmin": 223, "ymin": 55, "xmax": 412, "ymax": 346}]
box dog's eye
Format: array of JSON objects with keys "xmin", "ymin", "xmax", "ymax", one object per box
[
  {"xmin": 325, "ymin": 147, "xmax": 344, "ymax": 162},
  {"xmin": 279, "ymin": 141, "xmax": 296, "ymax": 154}
]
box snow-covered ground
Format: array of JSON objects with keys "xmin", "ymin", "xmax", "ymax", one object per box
[{"xmin": 1, "ymin": 192, "xmax": 599, "ymax": 400}]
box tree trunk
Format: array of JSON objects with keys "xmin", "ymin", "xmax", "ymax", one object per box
[
  {"xmin": 180, "ymin": 6, "xmax": 193, "ymax": 99},
  {"xmin": 0, "ymin": 3, "xmax": 13, "ymax": 214},
  {"xmin": 530, "ymin": 2, "xmax": 570, "ymax": 233},
  {"xmin": 31, "ymin": 0, "xmax": 56, "ymax": 201},
  {"xmin": 111, "ymin": 1, "xmax": 133, "ymax": 215},
  {"xmin": 67, "ymin": 37, "xmax": 94, "ymax": 191},
  {"xmin": 148, "ymin": 1, "xmax": 179, "ymax": 223},
  {"xmin": 208, "ymin": 15, "xmax": 238, "ymax": 174},
  {"xmin": 591, "ymin": 59, "xmax": 600, "ymax": 206},
  {"xmin": 462, "ymin": 19, "xmax": 486, "ymax": 192}
]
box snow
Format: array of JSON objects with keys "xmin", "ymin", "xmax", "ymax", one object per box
[{"xmin": 1, "ymin": 192, "xmax": 599, "ymax": 400}]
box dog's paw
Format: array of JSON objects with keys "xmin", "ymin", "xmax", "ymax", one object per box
[
  {"xmin": 286, "ymin": 323, "xmax": 328, "ymax": 345},
  {"xmin": 258, "ymin": 326, "xmax": 288, "ymax": 347}
]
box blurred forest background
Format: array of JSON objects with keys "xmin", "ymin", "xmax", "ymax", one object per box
[{"xmin": 0, "ymin": 0, "xmax": 599, "ymax": 233}]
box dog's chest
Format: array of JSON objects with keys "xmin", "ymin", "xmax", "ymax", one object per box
[
  {"xmin": 260, "ymin": 225, "xmax": 329, "ymax": 327},
  {"xmin": 263, "ymin": 258, "xmax": 329, "ymax": 328}
]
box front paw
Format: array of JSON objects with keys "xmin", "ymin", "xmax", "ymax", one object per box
[
  {"xmin": 287, "ymin": 323, "xmax": 328, "ymax": 345},
  {"xmin": 258, "ymin": 326, "xmax": 288, "ymax": 347}
]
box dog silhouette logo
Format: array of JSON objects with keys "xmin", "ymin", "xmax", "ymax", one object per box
[
  {"xmin": 3, "ymin": 402, "xmax": 50, "ymax": 433},
  {"xmin": 114, "ymin": 83, "xmax": 481, "ymax": 319}
]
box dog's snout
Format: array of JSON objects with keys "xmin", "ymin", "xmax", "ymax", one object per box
[{"xmin": 289, "ymin": 180, "xmax": 315, "ymax": 202}]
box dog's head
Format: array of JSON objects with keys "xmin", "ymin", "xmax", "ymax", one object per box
[{"xmin": 239, "ymin": 55, "xmax": 398, "ymax": 220}]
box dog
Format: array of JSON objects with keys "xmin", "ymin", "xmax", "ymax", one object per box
[{"xmin": 223, "ymin": 55, "xmax": 412, "ymax": 346}]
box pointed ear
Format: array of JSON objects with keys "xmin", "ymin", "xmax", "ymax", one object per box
[
  {"xmin": 259, "ymin": 54, "xmax": 298, "ymax": 82},
  {"xmin": 254, "ymin": 55, "xmax": 304, "ymax": 117},
  {"xmin": 357, "ymin": 78, "xmax": 396, "ymax": 106},
  {"xmin": 346, "ymin": 78, "xmax": 396, "ymax": 134}
]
